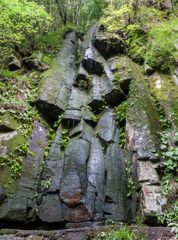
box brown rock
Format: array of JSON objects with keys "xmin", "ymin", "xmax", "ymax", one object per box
[
  {"xmin": 63, "ymin": 203, "xmax": 92, "ymax": 222},
  {"xmin": 60, "ymin": 170, "xmax": 82, "ymax": 207}
]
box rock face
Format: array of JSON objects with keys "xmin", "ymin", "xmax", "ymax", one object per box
[{"xmin": 0, "ymin": 23, "xmax": 174, "ymax": 228}]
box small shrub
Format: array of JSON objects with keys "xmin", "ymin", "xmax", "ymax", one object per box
[{"xmin": 94, "ymin": 227, "xmax": 145, "ymax": 240}]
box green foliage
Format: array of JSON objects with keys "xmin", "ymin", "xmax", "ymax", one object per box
[
  {"xmin": 42, "ymin": 176, "xmax": 53, "ymax": 190},
  {"xmin": 114, "ymin": 101, "xmax": 128, "ymax": 123},
  {"xmin": 44, "ymin": 128, "xmax": 55, "ymax": 157},
  {"xmin": 0, "ymin": 0, "xmax": 52, "ymax": 68},
  {"xmin": 60, "ymin": 129, "xmax": 69, "ymax": 148},
  {"xmin": 158, "ymin": 202, "xmax": 178, "ymax": 225},
  {"xmin": 146, "ymin": 20, "xmax": 178, "ymax": 72},
  {"xmin": 0, "ymin": 143, "xmax": 34, "ymax": 181},
  {"xmin": 33, "ymin": 24, "xmax": 72, "ymax": 53},
  {"xmin": 53, "ymin": 113, "xmax": 64, "ymax": 128},
  {"xmin": 113, "ymin": 62, "xmax": 132, "ymax": 86},
  {"xmin": 78, "ymin": 75, "xmax": 93, "ymax": 91},
  {"xmin": 125, "ymin": 158, "xmax": 135, "ymax": 197},
  {"xmin": 94, "ymin": 227, "xmax": 144, "ymax": 240},
  {"xmin": 99, "ymin": 2, "xmax": 178, "ymax": 72},
  {"xmin": 0, "ymin": 70, "xmax": 41, "ymax": 187},
  {"xmin": 35, "ymin": 0, "xmax": 108, "ymax": 30},
  {"xmin": 158, "ymin": 130, "xmax": 178, "ymax": 181},
  {"xmin": 114, "ymin": 100, "xmax": 128, "ymax": 148},
  {"xmin": 168, "ymin": 222, "xmax": 178, "ymax": 239},
  {"xmin": 90, "ymin": 114, "xmax": 101, "ymax": 122},
  {"xmin": 156, "ymin": 129, "xmax": 178, "ymax": 227}
]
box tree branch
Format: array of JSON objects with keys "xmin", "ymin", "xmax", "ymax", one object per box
[{"xmin": 170, "ymin": 0, "xmax": 178, "ymax": 17}]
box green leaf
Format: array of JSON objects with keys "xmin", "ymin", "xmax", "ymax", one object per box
[{"xmin": 160, "ymin": 144, "xmax": 167, "ymax": 149}]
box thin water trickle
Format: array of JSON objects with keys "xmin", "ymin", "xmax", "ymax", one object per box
[
  {"xmin": 73, "ymin": 120, "xmax": 75, "ymax": 129},
  {"xmin": 90, "ymin": 22, "xmax": 99, "ymax": 39},
  {"xmin": 67, "ymin": 120, "xmax": 69, "ymax": 129}
]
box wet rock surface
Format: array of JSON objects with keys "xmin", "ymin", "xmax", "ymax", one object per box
[{"xmin": 0, "ymin": 23, "xmax": 174, "ymax": 229}]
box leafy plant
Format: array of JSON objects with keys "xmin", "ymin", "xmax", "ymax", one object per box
[
  {"xmin": 78, "ymin": 75, "xmax": 93, "ymax": 91},
  {"xmin": 60, "ymin": 129, "xmax": 69, "ymax": 148},
  {"xmin": 53, "ymin": 113, "xmax": 64, "ymax": 128},
  {"xmin": 99, "ymin": 2, "xmax": 178, "ymax": 72},
  {"xmin": 94, "ymin": 227, "xmax": 144, "ymax": 240},
  {"xmin": 114, "ymin": 100, "xmax": 128, "ymax": 148},
  {"xmin": 0, "ymin": 0, "xmax": 52, "ymax": 71},
  {"xmin": 0, "ymin": 143, "xmax": 32, "ymax": 181},
  {"xmin": 42, "ymin": 176, "xmax": 53, "ymax": 190},
  {"xmin": 90, "ymin": 113, "xmax": 101, "ymax": 122},
  {"xmin": 168, "ymin": 222, "xmax": 178, "ymax": 239},
  {"xmin": 125, "ymin": 158, "xmax": 135, "ymax": 197},
  {"xmin": 156, "ymin": 129, "xmax": 178, "ymax": 226}
]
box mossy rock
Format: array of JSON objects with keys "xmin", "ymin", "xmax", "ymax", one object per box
[
  {"xmin": 0, "ymin": 113, "xmax": 19, "ymax": 132},
  {"xmin": 149, "ymin": 72, "xmax": 178, "ymax": 128}
]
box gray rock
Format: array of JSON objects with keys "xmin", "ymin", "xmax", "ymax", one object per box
[
  {"xmin": 62, "ymin": 109, "xmax": 81, "ymax": 128},
  {"xmin": 66, "ymin": 221, "xmax": 104, "ymax": 229},
  {"xmin": 93, "ymin": 197, "xmax": 104, "ymax": 221},
  {"xmin": 96, "ymin": 108, "xmax": 116, "ymax": 143},
  {"xmin": 68, "ymin": 87, "xmax": 88, "ymax": 109},
  {"xmin": 47, "ymin": 125, "xmax": 62, "ymax": 161},
  {"xmin": 37, "ymin": 194, "xmax": 64, "ymax": 222},
  {"xmin": 36, "ymin": 32, "xmax": 77, "ymax": 116},
  {"xmin": 0, "ymin": 114, "xmax": 16, "ymax": 132},
  {"xmin": 84, "ymin": 185, "xmax": 95, "ymax": 218},
  {"xmin": 74, "ymin": 65, "xmax": 89, "ymax": 86},
  {"xmin": 24, "ymin": 51, "xmax": 42, "ymax": 70},
  {"xmin": 82, "ymin": 43, "xmax": 104, "ymax": 76},
  {"xmin": 64, "ymin": 137, "xmax": 90, "ymax": 194},
  {"xmin": 69, "ymin": 118, "xmax": 94, "ymax": 143},
  {"xmin": 16, "ymin": 122, "xmax": 48, "ymax": 199},
  {"xmin": 107, "ymin": 57, "xmax": 132, "ymax": 94},
  {"xmin": 0, "ymin": 195, "xmax": 27, "ymax": 222},
  {"xmin": 93, "ymin": 32, "xmax": 125, "ymax": 58},
  {"xmin": 60, "ymin": 169, "xmax": 82, "ymax": 207},
  {"xmin": 87, "ymin": 138, "xmax": 105, "ymax": 202},
  {"xmin": 105, "ymin": 143, "xmax": 129, "ymax": 221},
  {"xmin": 43, "ymin": 159, "xmax": 63, "ymax": 193},
  {"xmin": 0, "ymin": 186, "xmax": 6, "ymax": 202},
  {"xmin": 100, "ymin": 74, "xmax": 125, "ymax": 106},
  {"xmin": 87, "ymin": 75, "xmax": 105, "ymax": 112},
  {"xmin": 141, "ymin": 185, "xmax": 167, "ymax": 224},
  {"xmin": 137, "ymin": 161, "xmax": 160, "ymax": 185},
  {"xmin": 9, "ymin": 51, "xmax": 23, "ymax": 71},
  {"xmin": 81, "ymin": 106, "xmax": 97, "ymax": 126},
  {"xmin": 143, "ymin": 64, "xmax": 154, "ymax": 75}
]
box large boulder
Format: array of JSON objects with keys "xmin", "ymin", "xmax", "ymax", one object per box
[
  {"xmin": 93, "ymin": 32, "xmax": 125, "ymax": 59},
  {"xmin": 36, "ymin": 32, "xmax": 77, "ymax": 117},
  {"xmin": 37, "ymin": 194, "xmax": 64, "ymax": 222},
  {"xmin": 9, "ymin": 51, "xmax": 23, "ymax": 71}
]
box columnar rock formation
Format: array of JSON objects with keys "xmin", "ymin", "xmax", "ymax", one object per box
[{"xmin": 0, "ymin": 23, "xmax": 172, "ymax": 228}]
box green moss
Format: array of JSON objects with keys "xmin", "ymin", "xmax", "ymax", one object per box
[
  {"xmin": 0, "ymin": 113, "xmax": 20, "ymax": 130},
  {"xmin": 113, "ymin": 56, "xmax": 160, "ymax": 144},
  {"xmin": 0, "ymin": 229, "xmax": 18, "ymax": 235},
  {"xmin": 36, "ymin": 231, "xmax": 57, "ymax": 238},
  {"xmin": 149, "ymin": 73, "xmax": 178, "ymax": 127},
  {"xmin": 2, "ymin": 132, "xmax": 26, "ymax": 152},
  {"xmin": 37, "ymin": 140, "xmax": 42, "ymax": 145}
]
